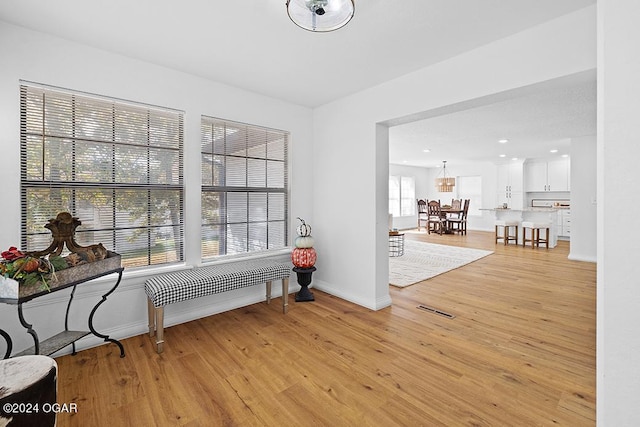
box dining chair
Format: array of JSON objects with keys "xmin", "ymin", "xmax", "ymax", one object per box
[
  {"xmin": 448, "ymin": 199, "xmax": 462, "ymax": 219},
  {"xmin": 426, "ymin": 200, "xmax": 445, "ymax": 235},
  {"xmin": 448, "ymin": 198, "xmax": 470, "ymax": 235},
  {"xmin": 416, "ymin": 199, "xmax": 428, "ymax": 231}
]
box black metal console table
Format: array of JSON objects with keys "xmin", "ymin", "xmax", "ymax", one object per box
[{"xmin": 0, "ymin": 267, "xmax": 125, "ymax": 359}]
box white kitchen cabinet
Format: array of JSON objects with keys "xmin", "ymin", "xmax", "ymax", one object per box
[
  {"xmin": 547, "ymin": 159, "xmax": 570, "ymax": 192},
  {"xmin": 556, "ymin": 209, "xmax": 571, "ymax": 238},
  {"xmin": 525, "ymin": 162, "xmax": 548, "ymax": 192},
  {"xmin": 497, "ymin": 162, "xmax": 524, "ymax": 209},
  {"xmin": 525, "ymin": 159, "xmax": 570, "ymax": 192},
  {"xmin": 497, "ymin": 162, "xmax": 523, "ymax": 192}
]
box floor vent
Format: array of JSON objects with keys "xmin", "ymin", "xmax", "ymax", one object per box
[{"xmin": 417, "ymin": 305, "xmax": 456, "ymax": 319}]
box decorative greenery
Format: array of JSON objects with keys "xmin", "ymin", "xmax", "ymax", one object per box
[{"xmin": 0, "ymin": 246, "xmax": 70, "ymax": 292}]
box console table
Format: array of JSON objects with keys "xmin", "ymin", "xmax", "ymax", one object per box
[{"xmin": 0, "ymin": 267, "xmax": 125, "ymax": 359}]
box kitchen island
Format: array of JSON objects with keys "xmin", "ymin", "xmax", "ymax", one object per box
[{"xmin": 482, "ymin": 208, "xmax": 559, "ymax": 248}]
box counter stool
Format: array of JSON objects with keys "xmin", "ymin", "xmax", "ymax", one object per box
[
  {"xmin": 522, "ymin": 221, "xmax": 550, "ymax": 249},
  {"xmin": 495, "ymin": 220, "xmax": 519, "ymax": 245}
]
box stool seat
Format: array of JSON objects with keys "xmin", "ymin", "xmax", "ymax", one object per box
[
  {"xmin": 495, "ymin": 220, "xmax": 519, "ymax": 227},
  {"xmin": 521, "ymin": 221, "xmax": 551, "ymax": 228},
  {"xmin": 495, "ymin": 220, "xmax": 519, "ymax": 245},
  {"xmin": 522, "ymin": 222, "xmax": 551, "ymax": 249}
]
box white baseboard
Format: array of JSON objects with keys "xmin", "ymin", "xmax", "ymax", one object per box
[
  {"xmin": 568, "ymin": 253, "xmax": 597, "ymax": 263},
  {"xmin": 313, "ymin": 279, "xmax": 391, "ymax": 311},
  {"xmin": 20, "ymin": 281, "xmax": 294, "ymax": 358}
]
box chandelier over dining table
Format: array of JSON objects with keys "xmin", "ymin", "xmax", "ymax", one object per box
[{"xmin": 435, "ymin": 160, "xmax": 455, "ymax": 192}]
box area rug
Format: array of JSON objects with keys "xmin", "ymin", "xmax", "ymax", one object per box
[{"xmin": 389, "ymin": 240, "xmax": 493, "ymax": 287}]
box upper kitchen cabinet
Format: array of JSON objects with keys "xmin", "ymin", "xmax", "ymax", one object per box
[
  {"xmin": 496, "ymin": 161, "xmax": 524, "ymax": 209},
  {"xmin": 525, "ymin": 158, "xmax": 570, "ymax": 192},
  {"xmin": 497, "ymin": 162, "xmax": 524, "ymax": 193}
]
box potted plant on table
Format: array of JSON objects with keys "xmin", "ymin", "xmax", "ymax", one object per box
[{"xmin": 0, "ymin": 246, "xmax": 69, "ymax": 297}]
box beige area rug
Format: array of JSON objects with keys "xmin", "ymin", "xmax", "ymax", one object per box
[{"xmin": 389, "ymin": 240, "xmax": 493, "ymax": 287}]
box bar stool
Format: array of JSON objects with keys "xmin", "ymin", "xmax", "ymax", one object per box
[
  {"xmin": 521, "ymin": 221, "xmax": 550, "ymax": 249},
  {"xmin": 495, "ymin": 220, "xmax": 519, "ymax": 245}
]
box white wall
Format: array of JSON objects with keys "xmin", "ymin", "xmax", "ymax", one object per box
[
  {"xmin": 311, "ymin": 6, "xmax": 596, "ymax": 311},
  {"xmin": 426, "ymin": 162, "xmax": 498, "ymax": 232},
  {"xmin": 390, "ymin": 161, "xmax": 508, "ymax": 233},
  {"xmin": 0, "ymin": 22, "xmax": 314, "ymax": 356},
  {"xmin": 569, "ymin": 135, "xmax": 596, "ymax": 262},
  {"xmin": 598, "ymin": 1, "xmax": 640, "ymax": 425}
]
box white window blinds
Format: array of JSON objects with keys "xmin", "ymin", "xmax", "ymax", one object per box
[
  {"xmin": 201, "ymin": 116, "xmax": 288, "ymax": 259},
  {"xmin": 389, "ymin": 175, "xmax": 416, "ymax": 217},
  {"xmin": 20, "ymin": 83, "xmax": 185, "ymax": 268}
]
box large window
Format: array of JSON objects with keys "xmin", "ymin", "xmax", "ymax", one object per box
[
  {"xmin": 20, "ymin": 83, "xmax": 184, "ymax": 268},
  {"xmin": 201, "ymin": 117, "xmax": 288, "ymax": 260},
  {"xmin": 457, "ymin": 176, "xmax": 482, "ymax": 216},
  {"xmin": 389, "ymin": 175, "xmax": 416, "ymax": 217}
]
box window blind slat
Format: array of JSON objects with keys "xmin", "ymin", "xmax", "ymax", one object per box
[
  {"xmin": 20, "ymin": 84, "xmax": 185, "ymax": 269},
  {"xmin": 201, "ymin": 116, "xmax": 288, "ymax": 259}
]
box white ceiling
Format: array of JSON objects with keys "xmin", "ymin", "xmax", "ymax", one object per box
[
  {"xmin": 0, "ymin": 0, "xmax": 596, "ymax": 166},
  {"xmin": 389, "ymin": 71, "xmax": 597, "ymax": 168}
]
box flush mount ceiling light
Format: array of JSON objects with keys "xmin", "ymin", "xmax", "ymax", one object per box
[
  {"xmin": 286, "ymin": 0, "xmax": 355, "ymax": 32},
  {"xmin": 435, "ymin": 160, "xmax": 455, "ymax": 193}
]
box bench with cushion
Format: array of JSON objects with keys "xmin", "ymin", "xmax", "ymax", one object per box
[{"xmin": 145, "ymin": 258, "xmax": 291, "ymax": 353}]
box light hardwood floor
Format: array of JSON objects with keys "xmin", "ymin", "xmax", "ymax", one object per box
[{"xmin": 55, "ymin": 230, "xmax": 596, "ymax": 426}]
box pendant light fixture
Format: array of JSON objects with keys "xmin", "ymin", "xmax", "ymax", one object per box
[
  {"xmin": 435, "ymin": 161, "xmax": 455, "ymax": 193},
  {"xmin": 286, "ymin": 0, "xmax": 355, "ymax": 32}
]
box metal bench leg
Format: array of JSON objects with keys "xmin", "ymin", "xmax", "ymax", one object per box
[
  {"xmin": 155, "ymin": 307, "xmax": 164, "ymax": 354},
  {"xmin": 282, "ymin": 278, "xmax": 289, "ymax": 314},
  {"xmin": 147, "ymin": 298, "xmax": 155, "ymax": 337},
  {"xmin": 266, "ymin": 280, "xmax": 272, "ymax": 304}
]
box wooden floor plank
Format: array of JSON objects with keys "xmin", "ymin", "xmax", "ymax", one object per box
[{"xmin": 55, "ymin": 230, "xmax": 595, "ymax": 426}]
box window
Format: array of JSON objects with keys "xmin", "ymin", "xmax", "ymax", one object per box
[
  {"xmin": 201, "ymin": 117, "xmax": 288, "ymax": 260},
  {"xmin": 389, "ymin": 175, "xmax": 415, "ymax": 217},
  {"xmin": 20, "ymin": 83, "xmax": 184, "ymax": 268},
  {"xmin": 457, "ymin": 176, "xmax": 482, "ymax": 216}
]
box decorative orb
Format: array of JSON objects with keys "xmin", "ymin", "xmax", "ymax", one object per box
[
  {"xmin": 294, "ymin": 236, "xmax": 315, "ymax": 248},
  {"xmin": 291, "ymin": 247, "xmax": 317, "ymax": 268}
]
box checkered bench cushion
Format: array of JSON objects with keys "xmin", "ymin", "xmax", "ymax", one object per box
[
  {"xmin": 145, "ymin": 259, "xmax": 292, "ymax": 307},
  {"xmin": 144, "ymin": 258, "xmax": 292, "ymax": 353}
]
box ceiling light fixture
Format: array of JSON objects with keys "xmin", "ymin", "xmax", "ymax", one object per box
[
  {"xmin": 286, "ymin": 0, "xmax": 355, "ymax": 32},
  {"xmin": 435, "ymin": 160, "xmax": 455, "ymax": 193},
  {"xmin": 498, "ymin": 139, "xmax": 509, "ymax": 144},
  {"xmin": 550, "ymin": 149, "xmax": 558, "ymax": 153}
]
